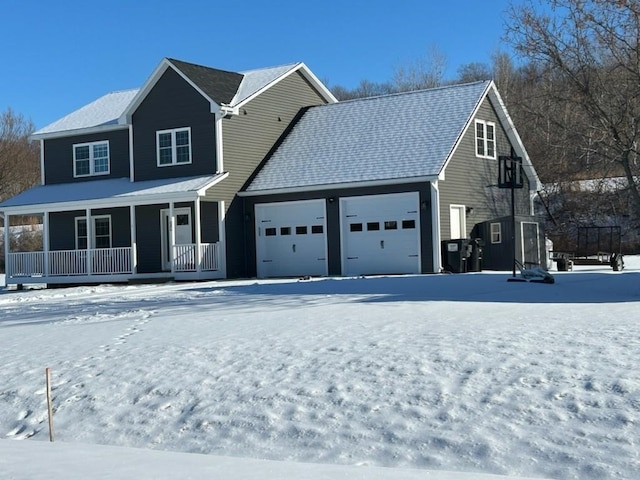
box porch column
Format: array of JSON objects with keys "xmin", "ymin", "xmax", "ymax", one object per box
[
  {"xmin": 194, "ymin": 198, "xmax": 202, "ymax": 273},
  {"xmin": 130, "ymin": 205, "xmax": 137, "ymax": 275},
  {"xmin": 169, "ymin": 202, "xmax": 175, "ymax": 274},
  {"xmin": 86, "ymin": 208, "xmax": 92, "ymax": 275},
  {"xmin": 3, "ymin": 213, "xmax": 9, "ymax": 278},
  {"xmin": 43, "ymin": 212, "xmax": 50, "ymax": 278},
  {"xmin": 217, "ymin": 200, "xmax": 227, "ymax": 277}
]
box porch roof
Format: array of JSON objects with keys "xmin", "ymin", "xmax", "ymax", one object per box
[{"xmin": 0, "ymin": 174, "xmax": 227, "ymax": 215}]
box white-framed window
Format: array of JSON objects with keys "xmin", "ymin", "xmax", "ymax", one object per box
[
  {"xmin": 156, "ymin": 127, "xmax": 192, "ymax": 166},
  {"xmin": 75, "ymin": 215, "xmax": 112, "ymax": 249},
  {"xmin": 73, "ymin": 141, "xmax": 110, "ymax": 177},
  {"xmin": 475, "ymin": 120, "xmax": 496, "ymax": 159},
  {"xmin": 491, "ymin": 222, "xmax": 502, "ymax": 244}
]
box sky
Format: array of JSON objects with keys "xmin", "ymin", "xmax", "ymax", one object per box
[
  {"xmin": 2, "ymin": 0, "xmax": 523, "ymax": 130},
  {"xmin": 1, "ymin": 260, "xmax": 639, "ymax": 480}
]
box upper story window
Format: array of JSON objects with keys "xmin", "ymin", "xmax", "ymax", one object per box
[
  {"xmin": 475, "ymin": 120, "xmax": 496, "ymax": 159},
  {"xmin": 157, "ymin": 127, "xmax": 192, "ymax": 166},
  {"xmin": 73, "ymin": 141, "xmax": 110, "ymax": 177}
]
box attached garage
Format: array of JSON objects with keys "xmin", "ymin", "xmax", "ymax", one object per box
[
  {"xmin": 255, "ymin": 200, "xmax": 328, "ymax": 278},
  {"xmin": 340, "ymin": 192, "xmax": 421, "ymax": 276}
]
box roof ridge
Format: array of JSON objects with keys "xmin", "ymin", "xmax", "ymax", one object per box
[{"xmin": 334, "ymin": 80, "xmax": 491, "ymax": 105}]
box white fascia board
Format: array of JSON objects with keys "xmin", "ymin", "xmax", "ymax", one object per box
[
  {"xmin": 31, "ymin": 123, "xmax": 129, "ymax": 141},
  {"xmin": 0, "ymin": 191, "xmax": 201, "ymax": 216},
  {"xmin": 439, "ymin": 81, "xmax": 492, "ymax": 177},
  {"xmin": 196, "ymin": 171, "xmax": 229, "ymax": 195},
  {"xmin": 238, "ymin": 175, "xmax": 438, "ymax": 197},
  {"xmin": 232, "ymin": 63, "xmax": 337, "ymax": 110}
]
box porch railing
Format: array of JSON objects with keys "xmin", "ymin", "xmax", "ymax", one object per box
[
  {"xmin": 8, "ymin": 247, "xmax": 132, "ymax": 278},
  {"xmin": 173, "ymin": 243, "xmax": 219, "ymax": 272},
  {"xmin": 7, "ymin": 243, "xmax": 219, "ymax": 280}
]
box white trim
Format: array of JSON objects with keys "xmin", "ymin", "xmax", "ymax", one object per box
[
  {"xmin": 73, "ymin": 140, "xmax": 110, "ymax": 178},
  {"xmin": 156, "ymin": 127, "xmax": 192, "ymax": 167},
  {"xmin": 232, "ymin": 63, "xmax": 338, "ymax": 109},
  {"xmin": 130, "ymin": 205, "xmax": 137, "ymax": 274},
  {"xmin": 215, "ymin": 113, "xmax": 224, "ymax": 173},
  {"xmin": 239, "ymin": 175, "xmax": 438, "ymax": 197},
  {"xmin": 474, "ymin": 119, "xmax": 497, "ymax": 160},
  {"xmin": 449, "ymin": 204, "xmax": 467, "ymax": 239},
  {"xmin": 43, "ymin": 212, "xmax": 50, "ymax": 277},
  {"xmin": 490, "ymin": 222, "xmax": 502, "ymax": 244},
  {"xmin": 431, "ymin": 181, "xmax": 441, "ymax": 272},
  {"xmin": 31, "ymin": 123, "xmax": 128, "ymax": 141},
  {"xmin": 40, "ymin": 140, "xmax": 45, "ymax": 185},
  {"xmin": 194, "ymin": 198, "xmax": 202, "ymax": 273},
  {"xmin": 520, "ymin": 221, "xmax": 540, "ymax": 265},
  {"xmin": 217, "ymin": 200, "xmax": 227, "ymax": 278}
]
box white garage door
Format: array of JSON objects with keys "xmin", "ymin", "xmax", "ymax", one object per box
[
  {"xmin": 255, "ymin": 200, "xmax": 327, "ymax": 278},
  {"xmin": 341, "ymin": 193, "xmax": 421, "ymax": 276}
]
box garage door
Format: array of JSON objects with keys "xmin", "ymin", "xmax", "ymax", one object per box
[
  {"xmin": 341, "ymin": 193, "xmax": 420, "ymax": 276},
  {"xmin": 255, "ymin": 200, "xmax": 327, "ymax": 278}
]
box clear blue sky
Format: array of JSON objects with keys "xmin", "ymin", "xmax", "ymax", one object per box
[{"xmin": 3, "ymin": 0, "xmax": 522, "ymax": 129}]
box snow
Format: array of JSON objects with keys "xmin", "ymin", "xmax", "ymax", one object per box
[{"xmin": 1, "ymin": 261, "xmax": 639, "ymax": 480}]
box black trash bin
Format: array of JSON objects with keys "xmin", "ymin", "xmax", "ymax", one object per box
[
  {"xmin": 441, "ymin": 239, "xmax": 471, "ymax": 273},
  {"xmin": 467, "ymin": 238, "xmax": 484, "ymax": 272}
]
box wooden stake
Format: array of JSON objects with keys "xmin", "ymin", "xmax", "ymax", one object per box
[{"xmin": 45, "ymin": 367, "xmax": 54, "ymax": 442}]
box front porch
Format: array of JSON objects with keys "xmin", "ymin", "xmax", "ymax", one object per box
[{"xmin": 5, "ymin": 243, "xmax": 221, "ymax": 285}]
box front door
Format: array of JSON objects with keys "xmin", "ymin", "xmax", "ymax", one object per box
[{"xmin": 161, "ymin": 208, "xmax": 193, "ymax": 271}]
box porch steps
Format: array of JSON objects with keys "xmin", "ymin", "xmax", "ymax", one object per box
[{"xmin": 127, "ymin": 276, "xmax": 175, "ymax": 285}]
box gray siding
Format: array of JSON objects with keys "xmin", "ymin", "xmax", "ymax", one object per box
[
  {"xmin": 43, "ymin": 129, "xmax": 130, "ymax": 185},
  {"xmin": 135, "ymin": 204, "xmax": 163, "ymax": 274},
  {"xmin": 439, "ymin": 97, "xmax": 533, "ymax": 240},
  {"xmin": 220, "ymin": 71, "xmax": 330, "ymax": 277},
  {"xmin": 242, "ymin": 183, "xmax": 434, "ymax": 278},
  {"xmin": 132, "ymin": 68, "xmax": 217, "ymax": 181}
]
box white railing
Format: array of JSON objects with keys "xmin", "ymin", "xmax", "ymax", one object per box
[
  {"xmin": 173, "ymin": 243, "xmax": 219, "ymax": 272},
  {"xmin": 8, "ymin": 247, "xmax": 132, "ymax": 278},
  {"xmin": 7, "ymin": 251, "xmax": 45, "ymax": 277}
]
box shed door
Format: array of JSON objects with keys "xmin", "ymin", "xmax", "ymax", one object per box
[
  {"xmin": 521, "ymin": 222, "xmax": 540, "ymax": 266},
  {"xmin": 255, "ymin": 200, "xmax": 327, "ymax": 278},
  {"xmin": 341, "ymin": 193, "xmax": 420, "ymax": 276}
]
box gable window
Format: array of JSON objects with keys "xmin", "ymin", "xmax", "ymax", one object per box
[
  {"xmin": 491, "ymin": 222, "xmax": 502, "ymax": 244},
  {"xmin": 157, "ymin": 127, "xmax": 192, "ymax": 166},
  {"xmin": 75, "ymin": 216, "xmax": 112, "ymax": 249},
  {"xmin": 475, "ymin": 120, "xmax": 496, "ymax": 159},
  {"xmin": 73, "ymin": 141, "xmax": 110, "ymax": 177}
]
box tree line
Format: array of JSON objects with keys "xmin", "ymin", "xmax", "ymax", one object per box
[{"xmin": 2, "ymin": 0, "xmax": 640, "ymax": 266}]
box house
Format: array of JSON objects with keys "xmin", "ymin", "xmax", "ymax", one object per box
[
  {"xmin": 0, "ymin": 58, "xmax": 336, "ymax": 285},
  {"xmin": 0, "ymin": 58, "xmax": 542, "ymax": 287}
]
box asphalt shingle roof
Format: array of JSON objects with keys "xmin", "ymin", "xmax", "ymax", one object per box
[
  {"xmin": 167, "ymin": 58, "xmax": 244, "ymax": 106},
  {"xmin": 246, "ymin": 81, "xmax": 491, "ymax": 192}
]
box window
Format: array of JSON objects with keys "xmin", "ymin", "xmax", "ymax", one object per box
[
  {"xmin": 73, "ymin": 141, "xmax": 110, "ymax": 177},
  {"xmin": 265, "ymin": 228, "xmax": 277, "ymax": 236},
  {"xmin": 491, "ymin": 222, "xmax": 502, "ymax": 244},
  {"xmin": 350, "ymin": 223, "xmax": 363, "ymax": 232},
  {"xmin": 384, "ymin": 221, "xmax": 398, "ymax": 230},
  {"xmin": 296, "ymin": 226, "xmax": 308, "ymax": 235},
  {"xmin": 157, "ymin": 127, "xmax": 192, "ymax": 166},
  {"xmin": 280, "ymin": 227, "xmax": 291, "ymax": 235},
  {"xmin": 311, "ymin": 225, "xmax": 324, "ymax": 234},
  {"xmin": 75, "ymin": 216, "xmax": 112, "ymax": 249},
  {"xmin": 367, "ymin": 222, "xmax": 380, "ymax": 231},
  {"xmin": 402, "ymin": 220, "xmax": 416, "ymax": 229},
  {"xmin": 475, "ymin": 120, "xmax": 496, "ymax": 159}
]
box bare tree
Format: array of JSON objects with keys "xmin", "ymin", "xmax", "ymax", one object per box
[
  {"xmin": 392, "ymin": 45, "xmax": 447, "ymax": 92},
  {"xmin": 505, "ymin": 0, "xmax": 640, "ymax": 220},
  {"xmin": 456, "ymin": 62, "xmax": 492, "ymax": 83},
  {"xmin": 0, "ymin": 108, "xmax": 40, "ymax": 202}
]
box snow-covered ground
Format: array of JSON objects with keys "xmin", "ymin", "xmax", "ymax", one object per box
[{"xmin": 1, "ymin": 261, "xmax": 639, "ymax": 480}]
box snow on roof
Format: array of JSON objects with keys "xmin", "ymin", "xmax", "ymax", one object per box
[
  {"xmin": 231, "ymin": 63, "xmax": 301, "ymax": 107},
  {"xmin": 246, "ymin": 81, "xmax": 490, "ymax": 193},
  {"xmin": 0, "ymin": 174, "xmax": 225, "ymax": 211},
  {"xmin": 33, "ymin": 89, "xmax": 139, "ymax": 137}
]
